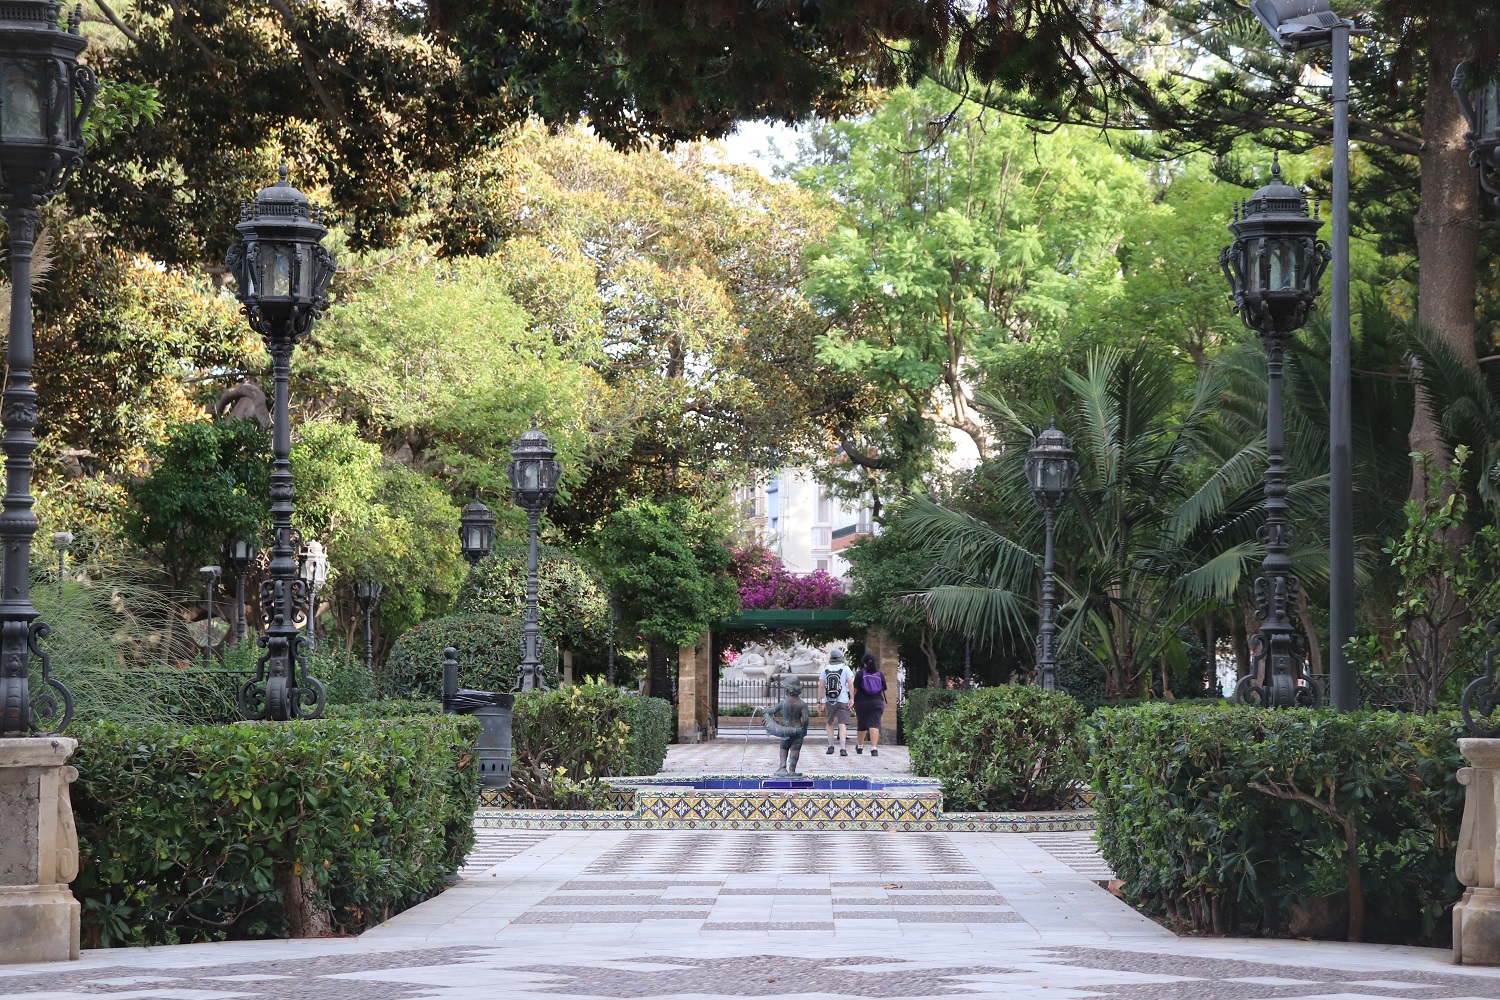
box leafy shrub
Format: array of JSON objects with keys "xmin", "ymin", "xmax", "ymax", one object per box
[
  {"xmin": 901, "ymin": 687, "xmax": 970, "ymax": 736},
  {"xmin": 309, "ymin": 646, "xmax": 378, "ymax": 705},
  {"xmin": 383, "ymin": 611, "xmax": 557, "ymax": 699},
  {"xmin": 908, "ymin": 686, "xmax": 1086, "ymax": 811},
  {"xmin": 456, "ymin": 543, "xmax": 610, "ymax": 652},
  {"xmin": 624, "ymin": 693, "xmax": 672, "ymax": 775},
  {"xmin": 1089, "ymin": 703, "xmax": 1464, "ymax": 944},
  {"xmin": 321, "ymin": 699, "xmax": 442, "ymax": 719},
  {"xmin": 71, "ymin": 715, "xmax": 479, "ymax": 946}
]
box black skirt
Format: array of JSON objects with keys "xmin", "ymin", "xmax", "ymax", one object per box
[{"xmin": 854, "ymin": 696, "xmax": 885, "ymax": 731}]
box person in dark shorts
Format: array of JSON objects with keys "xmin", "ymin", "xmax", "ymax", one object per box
[{"xmin": 853, "ymin": 653, "xmax": 887, "ymax": 756}]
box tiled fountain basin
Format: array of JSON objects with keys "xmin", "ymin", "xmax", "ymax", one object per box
[{"xmin": 474, "ymin": 773, "xmax": 1096, "ymax": 832}]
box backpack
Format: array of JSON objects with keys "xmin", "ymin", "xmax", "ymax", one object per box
[
  {"xmin": 822, "ymin": 666, "xmax": 845, "ymax": 703},
  {"xmin": 859, "ymin": 669, "xmax": 885, "ymax": 696}
]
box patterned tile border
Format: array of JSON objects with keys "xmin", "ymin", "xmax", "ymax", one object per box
[{"xmin": 473, "ymin": 807, "xmax": 1098, "ymax": 832}]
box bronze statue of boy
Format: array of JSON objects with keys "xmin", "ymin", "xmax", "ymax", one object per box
[{"xmin": 764, "ymin": 675, "xmax": 811, "ymax": 775}]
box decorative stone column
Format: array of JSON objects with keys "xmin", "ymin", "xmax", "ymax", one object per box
[
  {"xmin": 0, "ymin": 737, "xmax": 80, "ymax": 963},
  {"xmin": 1455, "ymin": 738, "xmax": 1500, "ymax": 965}
]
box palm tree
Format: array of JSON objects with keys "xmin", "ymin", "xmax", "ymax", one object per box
[{"xmin": 899, "ymin": 347, "xmax": 1284, "ymax": 698}]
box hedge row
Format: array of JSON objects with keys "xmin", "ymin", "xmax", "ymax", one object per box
[
  {"xmin": 71, "ymin": 715, "xmax": 479, "ymax": 947},
  {"xmin": 382, "ymin": 611, "xmax": 558, "ymax": 699},
  {"xmin": 1089, "ymin": 703, "xmax": 1465, "ymax": 944}
]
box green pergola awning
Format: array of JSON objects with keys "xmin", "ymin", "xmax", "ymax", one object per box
[{"xmin": 721, "ymin": 609, "xmax": 854, "ymax": 629}]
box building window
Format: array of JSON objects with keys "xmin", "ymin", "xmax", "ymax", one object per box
[
  {"xmin": 815, "ymin": 558, "xmax": 830, "ymax": 573},
  {"xmin": 812, "ymin": 526, "xmax": 832, "ymax": 548},
  {"xmin": 816, "ymin": 489, "xmax": 832, "ymax": 524}
]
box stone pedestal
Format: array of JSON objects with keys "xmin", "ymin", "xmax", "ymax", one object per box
[
  {"xmin": 1455, "ymin": 738, "xmax": 1500, "ymax": 965},
  {"xmin": 0, "ymin": 737, "xmax": 80, "ymax": 964}
]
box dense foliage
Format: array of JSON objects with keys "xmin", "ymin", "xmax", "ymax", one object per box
[
  {"xmin": 907, "ymin": 687, "xmax": 1087, "ymax": 811},
  {"xmin": 1089, "ymin": 704, "xmax": 1465, "ymax": 944},
  {"xmin": 383, "ymin": 612, "xmax": 558, "ymax": 699},
  {"xmin": 456, "ymin": 544, "xmax": 611, "ymax": 652},
  {"xmin": 72, "ymin": 715, "xmax": 479, "ymax": 946}
]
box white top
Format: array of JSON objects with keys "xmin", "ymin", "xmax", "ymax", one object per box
[{"xmin": 820, "ymin": 663, "xmax": 854, "ymax": 705}]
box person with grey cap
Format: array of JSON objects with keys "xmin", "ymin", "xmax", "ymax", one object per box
[{"xmin": 821, "ymin": 647, "xmax": 854, "ymax": 756}]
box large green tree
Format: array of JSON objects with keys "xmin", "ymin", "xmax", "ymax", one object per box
[{"xmin": 790, "ymin": 81, "xmax": 1153, "ymax": 496}]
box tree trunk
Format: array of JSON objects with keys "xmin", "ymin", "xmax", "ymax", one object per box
[
  {"xmin": 648, "ymin": 641, "xmax": 672, "ymax": 702},
  {"xmin": 1410, "ymin": 23, "xmax": 1480, "ymax": 496}
]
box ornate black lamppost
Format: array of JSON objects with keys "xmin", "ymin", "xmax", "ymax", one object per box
[
  {"xmin": 1221, "ymin": 156, "xmax": 1330, "ymax": 709},
  {"xmin": 224, "ymin": 535, "xmax": 256, "ymax": 644},
  {"xmin": 459, "ymin": 501, "xmax": 495, "ymax": 565},
  {"xmin": 1453, "ymin": 65, "xmax": 1500, "ymax": 737},
  {"xmin": 355, "ymin": 571, "xmax": 382, "ymax": 676},
  {"xmin": 1025, "ymin": 421, "xmax": 1077, "ymax": 692},
  {"xmin": 225, "ymin": 165, "xmax": 335, "ymax": 721},
  {"xmin": 0, "ymin": 3, "xmax": 96, "ymax": 736},
  {"xmin": 507, "ymin": 423, "xmax": 561, "ymax": 692},
  {"xmin": 298, "ymin": 538, "xmax": 328, "ymax": 653}
]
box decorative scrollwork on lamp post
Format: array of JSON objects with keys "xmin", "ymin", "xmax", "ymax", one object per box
[
  {"xmin": 1220, "ymin": 155, "xmax": 1330, "ymax": 709},
  {"xmin": 0, "ymin": 2, "xmax": 97, "ymax": 737},
  {"xmin": 224, "ymin": 165, "xmax": 336, "ymax": 721},
  {"xmin": 507, "ymin": 422, "xmax": 561, "ymax": 693}
]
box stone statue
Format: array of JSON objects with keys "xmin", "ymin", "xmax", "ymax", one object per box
[
  {"xmin": 737, "ymin": 642, "xmax": 769, "ymax": 678},
  {"xmin": 787, "ymin": 640, "xmax": 825, "ymax": 674},
  {"xmin": 763, "ymin": 675, "xmax": 811, "ymax": 775}
]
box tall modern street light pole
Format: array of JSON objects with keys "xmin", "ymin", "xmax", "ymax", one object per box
[
  {"xmin": 1250, "ymin": 0, "xmax": 1359, "ymax": 711},
  {"xmin": 0, "ymin": 2, "xmax": 95, "ymax": 736},
  {"xmin": 1222, "ymin": 157, "xmax": 1330, "ymax": 708},
  {"xmin": 224, "ymin": 166, "xmax": 336, "ymax": 721}
]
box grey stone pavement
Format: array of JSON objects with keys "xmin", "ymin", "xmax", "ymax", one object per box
[{"xmin": 6, "ymin": 827, "xmax": 1500, "ymax": 999}]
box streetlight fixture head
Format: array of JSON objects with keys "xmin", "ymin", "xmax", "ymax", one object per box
[
  {"xmin": 0, "ymin": 1, "xmax": 95, "ymax": 206},
  {"xmin": 1220, "ymin": 156, "xmax": 1330, "ymax": 336},
  {"xmin": 199, "ymin": 564, "xmax": 223, "ymax": 583},
  {"xmin": 1025, "ymin": 420, "xmax": 1078, "ymax": 511},
  {"xmin": 1454, "ymin": 59, "xmax": 1500, "ymax": 204},
  {"xmin": 50, "ymin": 530, "xmax": 72, "ymax": 552},
  {"xmin": 223, "ymin": 163, "xmax": 336, "ymax": 338},
  {"xmin": 297, "ymin": 539, "xmax": 328, "ymax": 588},
  {"xmin": 506, "ymin": 423, "xmax": 562, "ymax": 515},
  {"xmin": 224, "ymin": 535, "xmax": 257, "ymax": 573},
  {"xmin": 459, "ymin": 500, "xmax": 495, "ymax": 564},
  {"xmin": 1250, "ymin": 0, "xmax": 1342, "ymax": 52},
  {"xmin": 355, "ymin": 574, "xmax": 383, "ymax": 606}
]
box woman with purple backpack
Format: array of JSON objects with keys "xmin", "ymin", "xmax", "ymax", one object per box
[{"xmin": 853, "ymin": 652, "xmax": 887, "ymax": 756}]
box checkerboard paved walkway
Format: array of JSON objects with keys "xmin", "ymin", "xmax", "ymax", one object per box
[{"xmin": 5, "ymin": 828, "xmax": 1494, "ymax": 999}]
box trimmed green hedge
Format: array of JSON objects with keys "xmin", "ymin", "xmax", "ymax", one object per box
[
  {"xmin": 71, "ymin": 715, "xmax": 479, "ymax": 947},
  {"xmin": 383, "ymin": 611, "xmax": 557, "ymax": 699},
  {"xmin": 1089, "ymin": 703, "xmax": 1464, "ymax": 944},
  {"xmin": 321, "ymin": 699, "xmax": 442, "ymax": 719},
  {"xmin": 624, "ymin": 692, "xmax": 672, "ymax": 776},
  {"xmin": 901, "ymin": 687, "xmax": 969, "ymax": 736},
  {"xmin": 908, "ymin": 686, "xmax": 1087, "ymax": 811}
]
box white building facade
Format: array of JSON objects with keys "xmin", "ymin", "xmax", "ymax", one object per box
[{"xmin": 735, "ymin": 469, "xmax": 874, "ymax": 579}]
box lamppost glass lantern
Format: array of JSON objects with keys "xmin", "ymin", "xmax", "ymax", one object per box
[
  {"xmin": 459, "ymin": 501, "xmax": 495, "ymax": 565},
  {"xmin": 224, "ymin": 164, "xmax": 336, "ymax": 337},
  {"xmin": 1455, "ymin": 59, "xmax": 1500, "ymax": 204},
  {"xmin": 355, "ymin": 568, "xmax": 383, "ymax": 676},
  {"xmin": 506, "ymin": 423, "xmax": 563, "ymax": 513},
  {"xmin": 298, "ymin": 539, "xmax": 329, "ymax": 591},
  {"xmin": 224, "ymin": 535, "xmax": 257, "ymax": 645},
  {"xmin": 1025, "ymin": 422, "xmax": 1078, "ymax": 512},
  {"xmin": 0, "ymin": 3, "xmax": 94, "ymax": 205},
  {"xmin": 1219, "ymin": 156, "xmax": 1330, "ymax": 336}
]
